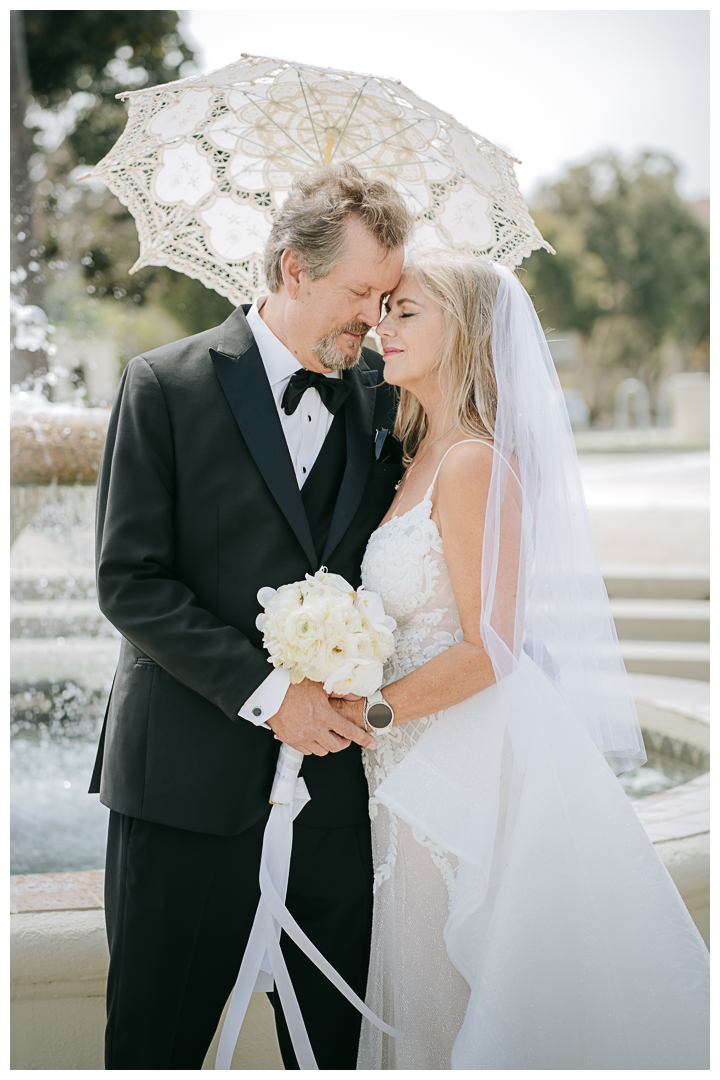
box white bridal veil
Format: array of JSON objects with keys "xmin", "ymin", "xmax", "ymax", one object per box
[
  {"xmin": 372, "ymin": 265, "xmax": 709, "ymax": 1069},
  {"xmin": 486, "ymin": 264, "xmax": 645, "ymax": 773}
]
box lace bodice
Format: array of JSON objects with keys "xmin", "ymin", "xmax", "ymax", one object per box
[
  {"xmin": 360, "ymin": 464, "xmax": 468, "ymax": 898},
  {"xmin": 361, "ymin": 493, "xmax": 463, "ymax": 778},
  {"xmin": 357, "ymin": 467, "xmax": 475, "ymax": 1068}
]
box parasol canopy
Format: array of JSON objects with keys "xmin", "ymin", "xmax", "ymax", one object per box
[{"xmin": 88, "ymin": 54, "xmax": 554, "ymax": 304}]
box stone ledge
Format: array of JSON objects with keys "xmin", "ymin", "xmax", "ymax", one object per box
[
  {"xmin": 627, "ymin": 672, "xmax": 710, "ymax": 726},
  {"xmin": 10, "ymin": 407, "xmax": 110, "ymax": 485},
  {"xmin": 632, "ymin": 771, "xmax": 709, "ymax": 845},
  {"xmin": 10, "ymin": 908, "xmax": 284, "ymax": 1069},
  {"xmin": 11, "ymin": 870, "xmax": 105, "ymax": 915},
  {"xmin": 11, "ymin": 909, "xmax": 108, "ymax": 997}
]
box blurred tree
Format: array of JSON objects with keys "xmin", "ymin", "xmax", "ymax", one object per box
[
  {"xmin": 522, "ymin": 152, "xmax": 710, "ymax": 422},
  {"xmin": 17, "ymin": 9, "xmax": 233, "ymax": 393},
  {"xmin": 24, "ymin": 10, "xmax": 194, "ymax": 164},
  {"xmin": 11, "ymin": 10, "xmax": 51, "ymax": 386}
]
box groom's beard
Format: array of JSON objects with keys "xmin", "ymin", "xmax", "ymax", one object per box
[{"xmin": 311, "ymin": 320, "xmax": 371, "ymax": 371}]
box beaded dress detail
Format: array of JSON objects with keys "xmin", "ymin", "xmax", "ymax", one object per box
[{"xmin": 356, "ymin": 445, "xmax": 486, "ymax": 1069}]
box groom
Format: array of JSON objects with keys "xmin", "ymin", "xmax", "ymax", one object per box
[{"xmin": 90, "ymin": 162, "xmax": 411, "ymax": 1069}]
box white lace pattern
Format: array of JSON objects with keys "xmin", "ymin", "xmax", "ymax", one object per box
[
  {"xmin": 90, "ymin": 56, "xmax": 553, "ymax": 306},
  {"xmin": 361, "ymin": 495, "xmax": 463, "ymax": 893},
  {"xmin": 358, "ymin": 485, "xmax": 470, "ymax": 1069}
]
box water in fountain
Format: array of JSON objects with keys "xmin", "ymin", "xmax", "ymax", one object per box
[
  {"xmin": 10, "ymin": 423, "xmax": 709, "ymax": 874},
  {"xmin": 618, "ymin": 738, "xmax": 709, "ymax": 800},
  {"xmin": 11, "ymin": 479, "xmax": 117, "ymax": 875}
]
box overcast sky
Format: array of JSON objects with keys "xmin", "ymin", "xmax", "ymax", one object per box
[{"xmin": 178, "ymin": 6, "xmax": 709, "ymax": 202}]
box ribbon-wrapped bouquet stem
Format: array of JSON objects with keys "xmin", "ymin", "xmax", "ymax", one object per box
[{"xmin": 216, "ymin": 570, "xmax": 401, "ymax": 1070}]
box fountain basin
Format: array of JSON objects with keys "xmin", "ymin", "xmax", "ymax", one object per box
[
  {"xmin": 10, "ymin": 404, "xmax": 109, "ymax": 545},
  {"xmin": 10, "ymin": 405, "xmax": 109, "ymax": 486},
  {"xmin": 9, "ymin": 406, "xmax": 710, "ymax": 1065},
  {"xmin": 10, "ymin": 895, "xmax": 283, "ymax": 1070},
  {"xmin": 10, "ymin": 675, "xmax": 709, "ymax": 1069}
]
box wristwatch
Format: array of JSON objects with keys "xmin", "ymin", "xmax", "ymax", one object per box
[{"xmin": 363, "ymin": 690, "xmax": 394, "ymax": 733}]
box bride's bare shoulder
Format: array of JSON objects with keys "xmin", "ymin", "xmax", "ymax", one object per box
[
  {"xmin": 436, "ymin": 440, "xmax": 495, "ymax": 493},
  {"xmin": 432, "ymin": 441, "xmax": 495, "ymax": 538}
]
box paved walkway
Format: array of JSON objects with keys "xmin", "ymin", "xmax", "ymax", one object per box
[
  {"xmin": 577, "ymin": 452, "xmax": 709, "ymax": 565},
  {"xmin": 627, "ymin": 673, "xmax": 710, "ymax": 725}
]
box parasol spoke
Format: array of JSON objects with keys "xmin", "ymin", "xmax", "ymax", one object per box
[
  {"xmin": 296, "ymin": 77, "xmax": 324, "ymax": 161},
  {"xmin": 296, "ymin": 72, "xmax": 336, "ymax": 137},
  {"xmin": 90, "ymin": 53, "xmax": 553, "ymax": 306},
  {"xmin": 238, "ymin": 93, "xmax": 319, "ymax": 164},
  {"xmin": 348, "ymin": 155, "xmax": 451, "ymax": 173},
  {"xmin": 221, "ymin": 91, "xmax": 333, "ymax": 136},
  {"xmin": 214, "ymin": 137, "xmax": 323, "ymax": 174},
  {"xmin": 328, "ymin": 80, "xmax": 372, "ymax": 164},
  {"xmin": 341, "ymin": 119, "xmax": 427, "ymax": 163}
]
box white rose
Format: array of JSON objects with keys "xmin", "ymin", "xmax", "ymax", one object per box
[
  {"xmin": 257, "ymin": 571, "xmax": 394, "ymax": 687},
  {"xmin": 369, "ymin": 628, "xmax": 395, "ymax": 665},
  {"xmin": 283, "ymin": 607, "xmax": 321, "ymax": 653},
  {"xmin": 352, "ymin": 632, "xmax": 376, "ymax": 659},
  {"xmin": 319, "ymin": 631, "xmax": 359, "ymax": 667},
  {"xmin": 354, "ymin": 586, "xmax": 397, "ymax": 635},
  {"xmin": 323, "ymin": 658, "xmax": 384, "ymax": 697},
  {"xmin": 309, "ymin": 569, "xmax": 355, "ymax": 596}
]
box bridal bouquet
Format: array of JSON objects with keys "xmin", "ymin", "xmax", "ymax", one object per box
[{"xmin": 257, "ymin": 568, "xmax": 396, "ymax": 696}]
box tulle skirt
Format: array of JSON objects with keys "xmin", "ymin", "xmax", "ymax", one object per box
[{"xmin": 359, "ymin": 673, "xmax": 709, "ymax": 1069}]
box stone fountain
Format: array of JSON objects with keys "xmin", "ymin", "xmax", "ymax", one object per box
[
  {"xmin": 11, "ymin": 397, "xmax": 110, "ymax": 541},
  {"xmin": 10, "ymin": 400, "xmax": 710, "ymax": 1068}
]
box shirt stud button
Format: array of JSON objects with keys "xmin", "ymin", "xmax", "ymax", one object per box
[
  {"xmin": 302, "ymin": 466, "xmax": 306, "ymax": 474},
  {"xmin": 252, "ymin": 707, "xmax": 262, "ymax": 717}
]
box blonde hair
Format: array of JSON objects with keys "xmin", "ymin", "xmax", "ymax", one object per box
[
  {"xmin": 264, "ymin": 163, "xmax": 413, "ymax": 292},
  {"xmin": 394, "ymin": 251, "xmax": 502, "ymax": 463}
]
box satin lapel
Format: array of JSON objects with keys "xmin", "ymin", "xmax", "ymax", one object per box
[
  {"xmin": 322, "ymin": 357, "xmax": 378, "ymax": 564},
  {"xmin": 210, "ymin": 344, "xmax": 317, "ymax": 568}
]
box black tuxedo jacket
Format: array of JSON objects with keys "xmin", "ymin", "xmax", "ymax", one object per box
[{"xmin": 90, "ymin": 304, "xmax": 402, "ymax": 835}]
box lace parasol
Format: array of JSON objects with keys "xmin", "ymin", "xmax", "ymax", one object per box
[{"xmin": 87, "ymin": 54, "xmax": 554, "ymax": 304}]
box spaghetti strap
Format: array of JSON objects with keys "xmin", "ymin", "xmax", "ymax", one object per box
[{"xmin": 424, "ymin": 439, "xmax": 521, "ymax": 500}]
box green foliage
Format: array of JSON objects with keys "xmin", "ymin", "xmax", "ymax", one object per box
[
  {"xmin": 146, "ymin": 272, "xmax": 235, "ymax": 338},
  {"xmin": 24, "ymin": 9, "xmax": 193, "ymax": 161},
  {"xmin": 522, "ymin": 153, "xmax": 709, "ymax": 415},
  {"xmin": 24, "ymin": 10, "xmax": 235, "ymax": 346},
  {"xmin": 25, "ymin": 10, "xmax": 190, "ymax": 97}
]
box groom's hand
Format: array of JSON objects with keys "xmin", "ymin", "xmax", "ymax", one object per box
[{"xmin": 267, "ymin": 680, "xmax": 377, "ymax": 756}]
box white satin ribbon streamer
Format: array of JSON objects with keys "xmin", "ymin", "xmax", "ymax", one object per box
[{"xmin": 215, "ymin": 744, "xmax": 403, "ymax": 1070}]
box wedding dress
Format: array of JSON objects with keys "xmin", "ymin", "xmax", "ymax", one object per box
[
  {"xmin": 357, "ymin": 449, "xmax": 709, "ymax": 1069},
  {"xmin": 354, "ymin": 263, "xmax": 707, "ymax": 1069},
  {"xmin": 358, "ymin": 454, "xmax": 475, "ymax": 1069}
]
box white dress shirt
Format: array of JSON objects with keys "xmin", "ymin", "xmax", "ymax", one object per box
[{"xmin": 238, "ymin": 297, "xmax": 341, "ymax": 728}]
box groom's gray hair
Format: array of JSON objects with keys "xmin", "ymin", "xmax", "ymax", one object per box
[{"xmin": 263, "ymin": 162, "xmax": 413, "ymax": 292}]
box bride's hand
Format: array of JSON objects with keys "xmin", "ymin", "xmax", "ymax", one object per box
[{"xmin": 328, "ymin": 695, "xmax": 365, "ymax": 728}]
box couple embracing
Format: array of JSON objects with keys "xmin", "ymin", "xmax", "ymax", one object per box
[{"xmin": 92, "ymin": 163, "xmax": 708, "ymax": 1070}]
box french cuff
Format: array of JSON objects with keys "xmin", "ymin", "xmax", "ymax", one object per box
[{"xmin": 239, "ymin": 667, "xmax": 291, "ymax": 730}]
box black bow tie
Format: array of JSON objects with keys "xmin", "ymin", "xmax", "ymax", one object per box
[{"xmin": 281, "ymin": 368, "xmax": 354, "ymax": 416}]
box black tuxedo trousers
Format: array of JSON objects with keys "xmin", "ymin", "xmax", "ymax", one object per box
[
  {"xmin": 93, "ymin": 305, "xmax": 403, "ymax": 1068},
  {"xmin": 104, "ymin": 811, "xmax": 373, "ymax": 1068}
]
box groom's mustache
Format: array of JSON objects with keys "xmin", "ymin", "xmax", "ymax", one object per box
[
  {"xmin": 333, "ymin": 320, "xmax": 372, "ymax": 340},
  {"xmin": 312, "ymin": 320, "xmax": 373, "ymax": 370}
]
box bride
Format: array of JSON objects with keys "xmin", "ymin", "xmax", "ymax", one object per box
[{"xmin": 330, "ymin": 252, "xmax": 709, "ymax": 1069}]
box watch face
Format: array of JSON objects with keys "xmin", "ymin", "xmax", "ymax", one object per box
[{"xmin": 367, "ymin": 701, "xmax": 393, "ymax": 729}]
